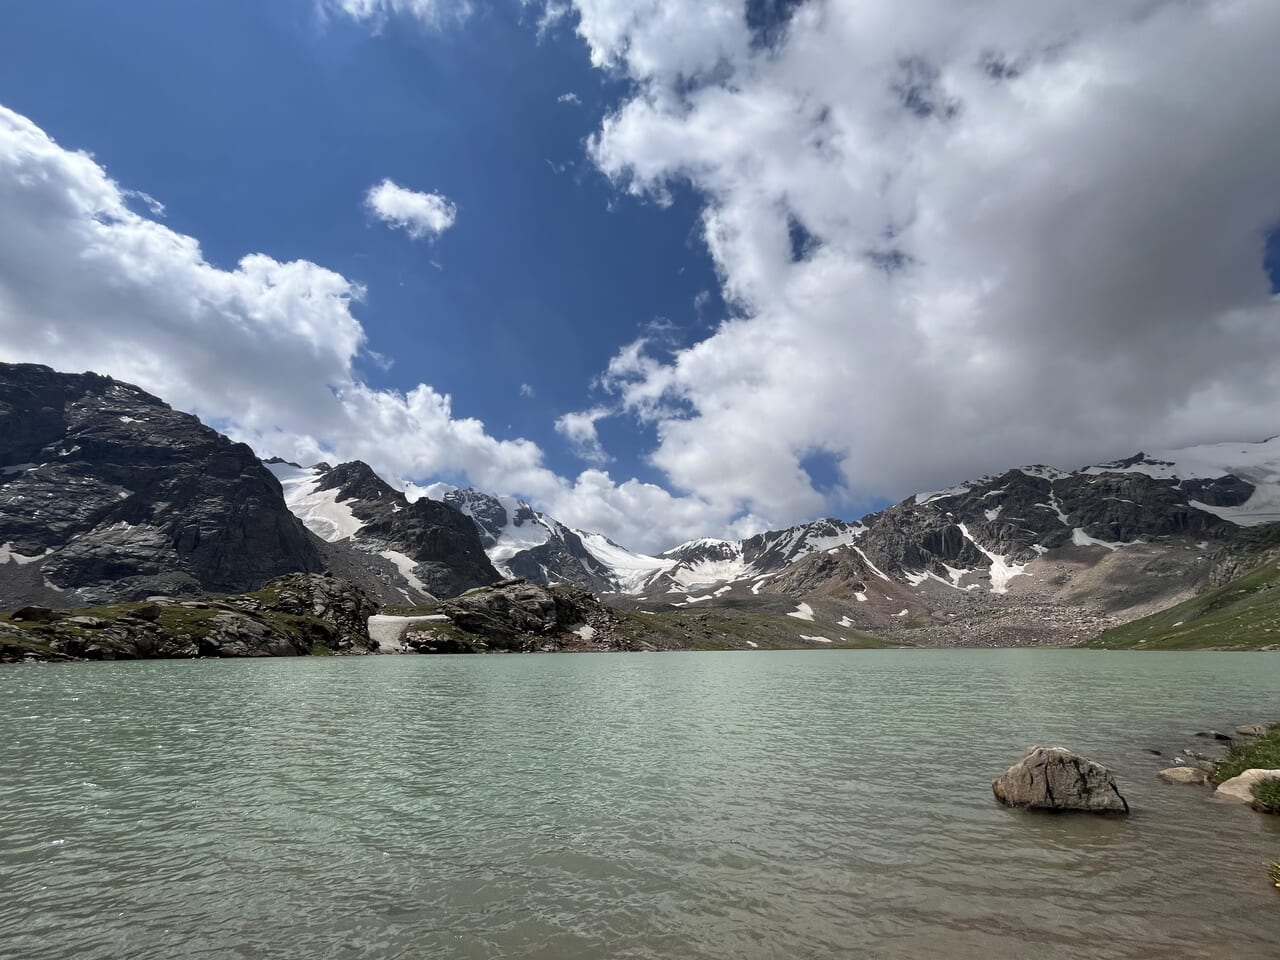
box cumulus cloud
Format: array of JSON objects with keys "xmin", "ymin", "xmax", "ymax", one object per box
[
  {"xmin": 554, "ymin": 0, "xmax": 1280, "ymax": 521},
  {"xmin": 555, "ymin": 407, "xmax": 612, "ymax": 464},
  {"xmin": 366, "ymin": 178, "xmax": 457, "ymax": 240},
  {"xmin": 0, "ymin": 101, "xmax": 733, "ymax": 553}
]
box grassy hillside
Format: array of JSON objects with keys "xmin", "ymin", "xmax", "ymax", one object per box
[{"xmin": 1086, "ymin": 558, "xmax": 1280, "ymax": 650}]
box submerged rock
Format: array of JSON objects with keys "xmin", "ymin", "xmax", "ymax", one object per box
[
  {"xmin": 1214, "ymin": 769, "xmax": 1280, "ymax": 805},
  {"xmin": 1158, "ymin": 767, "xmax": 1209, "ymax": 786},
  {"xmin": 992, "ymin": 746, "xmax": 1129, "ymax": 814}
]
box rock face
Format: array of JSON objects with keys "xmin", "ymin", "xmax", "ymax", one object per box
[
  {"xmin": 0, "ymin": 573, "xmax": 378, "ymax": 661},
  {"xmin": 1214, "ymin": 769, "xmax": 1280, "ymax": 805},
  {"xmin": 0, "ymin": 363, "xmax": 324, "ymax": 606},
  {"xmin": 992, "ymin": 747, "xmax": 1130, "ymax": 814},
  {"xmin": 269, "ymin": 461, "xmax": 500, "ymax": 602}
]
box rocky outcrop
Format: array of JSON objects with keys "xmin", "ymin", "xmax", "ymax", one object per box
[
  {"xmin": 0, "ymin": 573, "xmax": 377, "ymax": 661},
  {"xmin": 440, "ymin": 579, "xmax": 594, "ymax": 649},
  {"xmin": 992, "ymin": 747, "xmax": 1130, "ymax": 814},
  {"xmin": 0, "ymin": 363, "xmax": 323, "ymax": 606}
]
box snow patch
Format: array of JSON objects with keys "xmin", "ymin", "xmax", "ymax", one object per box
[
  {"xmin": 786, "ymin": 602, "xmax": 815, "ymax": 621},
  {"xmin": 852, "ymin": 546, "xmax": 891, "ymax": 582},
  {"xmin": 268, "ymin": 464, "xmax": 364, "ymax": 542},
  {"xmin": 956, "ymin": 522, "xmax": 1030, "ymax": 594},
  {"xmin": 572, "ymin": 624, "xmax": 596, "ymax": 641},
  {"xmin": 377, "ymin": 549, "xmax": 434, "ymax": 599},
  {"xmin": 367, "ymin": 614, "xmax": 448, "ymax": 653},
  {"xmin": 1070, "ymin": 528, "xmax": 1133, "ymax": 551},
  {"xmin": 854, "ymin": 592, "xmax": 867, "ymax": 603},
  {"xmin": 0, "ymin": 542, "xmax": 48, "ymax": 565},
  {"xmin": 984, "ymin": 505, "xmax": 1002, "ymax": 522},
  {"xmin": 801, "ymin": 635, "xmax": 833, "ymax": 643},
  {"xmin": 891, "ymin": 609, "xmax": 909, "ymax": 618}
]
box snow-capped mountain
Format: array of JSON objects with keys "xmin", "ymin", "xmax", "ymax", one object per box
[
  {"xmin": 440, "ymin": 488, "xmax": 672, "ymax": 593},
  {"xmin": 266, "ymin": 461, "xmax": 498, "ymax": 603}
]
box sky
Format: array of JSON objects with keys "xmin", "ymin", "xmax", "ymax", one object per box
[{"xmin": 1, "ymin": 0, "xmax": 1279, "ymax": 553}]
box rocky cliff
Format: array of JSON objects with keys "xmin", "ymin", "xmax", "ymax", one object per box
[{"xmin": 0, "ymin": 363, "xmax": 323, "ymax": 606}]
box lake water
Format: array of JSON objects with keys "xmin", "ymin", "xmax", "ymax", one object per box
[{"xmin": 2, "ymin": 651, "xmax": 1278, "ymax": 959}]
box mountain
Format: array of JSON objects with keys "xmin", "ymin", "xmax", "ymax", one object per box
[
  {"xmin": 624, "ymin": 439, "xmax": 1280, "ymax": 646},
  {"xmin": 0, "ymin": 363, "xmax": 324, "ymax": 606},
  {"xmin": 266, "ymin": 462, "xmax": 500, "ymax": 603}
]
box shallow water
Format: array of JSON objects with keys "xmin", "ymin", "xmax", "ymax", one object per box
[{"xmin": 1, "ymin": 650, "xmax": 1278, "ymax": 959}]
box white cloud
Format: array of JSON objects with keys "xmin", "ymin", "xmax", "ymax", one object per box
[
  {"xmin": 557, "ymin": 92, "xmax": 581, "ymax": 105},
  {"xmin": 366, "ymin": 178, "xmax": 457, "ymax": 240},
  {"xmin": 554, "ymin": 0, "xmax": 1280, "ymax": 521},
  {"xmin": 555, "ymin": 407, "xmax": 612, "ymax": 464},
  {"xmin": 0, "ymin": 101, "xmax": 733, "ymax": 554},
  {"xmin": 519, "ymin": 382, "xmax": 536, "ymax": 398},
  {"xmin": 326, "ymin": 0, "xmax": 470, "ymax": 30}
]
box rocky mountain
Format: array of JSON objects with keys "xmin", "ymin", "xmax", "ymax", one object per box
[
  {"xmin": 0, "ymin": 363, "xmax": 324, "ymax": 606},
  {"xmin": 266, "ymin": 461, "xmax": 500, "ymax": 603},
  {"xmin": 623, "ymin": 439, "xmax": 1280, "ymax": 647}
]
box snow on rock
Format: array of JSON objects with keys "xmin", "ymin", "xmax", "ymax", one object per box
[
  {"xmin": 745, "ymin": 640, "xmax": 759, "ymax": 648},
  {"xmin": 854, "ymin": 592, "xmax": 867, "ymax": 602},
  {"xmin": 267, "ymin": 463, "xmax": 364, "ymax": 542},
  {"xmin": 786, "ymin": 602, "xmax": 815, "ymax": 621},
  {"xmin": 956, "ymin": 522, "xmax": 1030, "ymax": 594},
  {"xmin": 0, "ymin": 542, "xmax": 48, "ymax": 565},
  {"xmin": 1086, "ymin": 438, "xmax": 1280, "ymax": 526},
  {"xmin": 367, "ymin": 614, "xmax": 448, "ymax": 653},
  {"xmin": 572, "ymin": 624, "xmax": 596, "ymax": 641},
  {"xmin": 892, "ymin": 609, "xmax": 909, "ymax": 618},
  {"xmin": 837, "ymin": 615, "xmax": 854, "ymax": 627},
  {"xmin": 915, "ymin": 484, "xmax": 972, "ymax": 505},
  {"xmin": 378, "ymin": 549, "xmax": 434, "ymax": 599},
  {"xmin": 801, "ymin": 635, "xmax": 833, "ymax": 643},
  {"xmin": 1070, "ymin": 528, "xmax": 1133, "ymax": 551},
  {"xmin": 578, "ymin": 531, "xmax": 675, "ymax": 592},
  {"xmin": 853, "ymin": 546, "xmax": 892, "ymax": 582}
]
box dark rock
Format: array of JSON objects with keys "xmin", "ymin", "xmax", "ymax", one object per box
[
  {"xmin": 992, "ymin": 746, "xmax": 1129, "ymax": 814},
  {"xmin": 11, "ymin": 606, "xmax": 57, "ymax": 623},
  {"xmin": 310, "ymin": 463, "xmax": 499, "ymax": 599},
  {"xmin": 0, "ymin": 363, "xmax": 324, "ymax": 606},
  {"xmin": 441, "ymin": 579, "xmax": 596, "ymax": 650}
]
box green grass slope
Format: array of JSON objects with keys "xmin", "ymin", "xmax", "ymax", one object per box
[{"xmin": 1086, "ymin": 559, "xmax": 1280, "ymax": 650}]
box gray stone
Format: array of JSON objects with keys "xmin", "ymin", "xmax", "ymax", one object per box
[
  {"xmin": 1158, "ymin": 767, "xmax": 1209, "ymax": 786},
  {"xmin": 1214, "ymin": 769, "xmax": 1280, "ymax": 804},
  {"xmin": 992, "ymin": 746, "xmax": 1129, "ymax": 814}
]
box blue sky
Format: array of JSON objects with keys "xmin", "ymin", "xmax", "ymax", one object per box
[
  {"xmin": 2, "ymin": 1, "xmax": 1278, "ymax": 552},
  {"xmin": 0, "ymin": 0, "xmax": 721, "ymax": 489}
]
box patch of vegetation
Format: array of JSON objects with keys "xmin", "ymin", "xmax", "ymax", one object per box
[
  {"xmin": 310, "ymin": 641, "xmax": 335, "ymax": 656},
  {"xmin": 1269, "ymin": 860, "xmax": 1280, "ymax": 889},
  {"xmin": 1252, "ymin": 780, "xmax": 1280, "ymax": 814},
  {"xmin": 1214, "ymin": 725, "xmax": 1280, "ymax": 783},
  {"xmin": 609, "ymin": 606, "xmax": 890, "ymax": 652},
  {"xmin": 1086, "ymin": 558, "xmax": 1280, "ymax": 650}
]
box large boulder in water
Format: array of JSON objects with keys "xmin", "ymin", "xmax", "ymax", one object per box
[{"xmin": 993, "ymin": 746, "xmax": 1130, "ymax": 814}]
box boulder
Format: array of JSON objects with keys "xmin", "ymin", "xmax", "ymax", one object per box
[
  {"xmin": 11, "ymin": 606, "xmax": 57, "ymax": 623},
  {"xmin": 992, "ymin": 746, "xmax": 1129, "ymax": 814},
  {"xmin": 1235, "ymin": 724, "xmax": 1268, "ymax": 739},
  {"xmin": 1214, "ymin": 769, "xmax": 1280, "ymax": 804},
  {"xmin": 1158, "ymin": 767, "xmax": 1209, "ymax": 786}
]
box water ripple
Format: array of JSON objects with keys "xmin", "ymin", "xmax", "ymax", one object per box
[{"xmin": 1, "ymin": 651, "xmax": 1278, "ymax": 959}]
